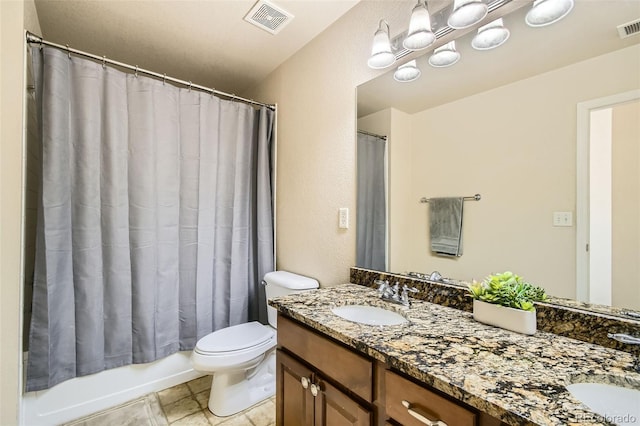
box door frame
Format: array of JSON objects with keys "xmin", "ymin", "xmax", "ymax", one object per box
[{"xmin": 575, "ymin": 89, "xmax": 640, "ymax": 302}]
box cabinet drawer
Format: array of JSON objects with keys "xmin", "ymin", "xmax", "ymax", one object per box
[
  {"xmin": 277, "ymin": 314, "xmax": 373, "ymax": 402},
  {"xmin": 385, "ymin": 370, "xmax": 476, "ymax": 426}
]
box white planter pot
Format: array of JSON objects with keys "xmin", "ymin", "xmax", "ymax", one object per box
[{"xmin": 472, "ymin": 299, "xmax": 537, "ymax": 335}]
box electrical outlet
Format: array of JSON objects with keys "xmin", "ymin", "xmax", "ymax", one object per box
[
  {"xmin": 339, "ymin": 208, "xmax": 349, "ymax": 229},
  {"xmin": 553, "ymin": 211, "xmax": 573, "ymax": 227}
]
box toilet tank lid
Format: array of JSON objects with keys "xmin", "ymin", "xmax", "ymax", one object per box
[{"xmin": 263, "ymin": 271, "xmax": 319, "ymax": 290}]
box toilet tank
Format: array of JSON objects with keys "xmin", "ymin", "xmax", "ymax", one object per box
[{"xmin": 264, "ymin": 271, "xmax": 319, "ymax": 328}]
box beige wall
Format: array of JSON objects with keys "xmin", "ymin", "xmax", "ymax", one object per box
[
  {"xmin": 612, "ymin": 100, "xmax": 640, "ymax": 310},
  {"xmin": 373, "ymin": 45, "xmax": 640, "ymax": 299},
  {"xmin": 1, "ymin": 2, "xmax": 26, "ymax": 423},
  {"xmin": 248, "ymin": 2, "xmax": 411, "ymax": 286},
  {"xmin": 1, "ymin": 1, "xmax": 41, "ymax": 423}
]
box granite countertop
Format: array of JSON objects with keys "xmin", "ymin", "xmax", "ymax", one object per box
[{"xmin": 269, "ymin": 284, "xmax": 640, "ymax": 426}]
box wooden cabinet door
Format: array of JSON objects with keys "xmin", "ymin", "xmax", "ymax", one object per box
[
  {"xmin": 277, "ymin": 350, "xmax": 315, "ymax": 426},
  {"xmin": 314, "ymin": 378, "xmax": 372, "ymax": 426}
]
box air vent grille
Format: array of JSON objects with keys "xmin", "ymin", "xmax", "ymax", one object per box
[
  {"xmin": 617, "ymin": 18, "xmax": 640, "ymax": 39},
  {"xmin": 244, "ymin": 0, "xmax": 293, "ymax": 35}
]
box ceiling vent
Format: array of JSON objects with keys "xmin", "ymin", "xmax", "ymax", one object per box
[
  {"xmin": 617, "ymin": 18, "xmax": 640, "ymax": 39},
  {"xmin": 244, "ymin": 0, "xmax": 293, "ymax": 35}
]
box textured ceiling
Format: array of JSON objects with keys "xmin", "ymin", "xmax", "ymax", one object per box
[
  {"xmin": 358, "ymin": 0, "xmax": 640, "ymax": 116},
  {"xmin": 34, "ymin": 0, "xmax": 360, "ymax": 96}
]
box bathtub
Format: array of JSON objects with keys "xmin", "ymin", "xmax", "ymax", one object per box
[{"xmin": 21, "ymin": 351, "xmax": 202, "ymax": 425}]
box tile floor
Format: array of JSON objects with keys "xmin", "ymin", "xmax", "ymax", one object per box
[{"xmin": 64, "ymin": 376, "xmax": 276, "ymax": 426}]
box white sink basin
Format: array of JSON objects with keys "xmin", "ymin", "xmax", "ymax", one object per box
[
  {"xmin": 331, "ymin": 305, "xmax": 407, "ymax": 326},
  {"xmin": 566, "ymin": 382, "xmax": 640, "ymax": 425}
]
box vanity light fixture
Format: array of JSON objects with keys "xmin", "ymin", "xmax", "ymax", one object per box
[
  {"xmin": 367, "ymin": 20, "xmax": 396, "ymax": 69},
  {"xmin": 428, "ymin": 41, "xmax": 461, "ymax": 67},
  {"xmin": 447, "ymin": 0, "xmax": 489, "ymax": 29},
  {"xmin": 471, "ymin": 18, "xmax": 510, "ymax": 50},
  {"xmin": 393, "ymin": 60, "xmax": 421, "ymax": 82},
  {"xmin": 525, "ymin": 0, "xmax": 575, "ymax": 27},
  {"xmin": 367, "ymin": 0, "xmax": 574, "ymax": 77},
  {"xmin": 403, "ymin": 0, "xmax": 436, "ymax": 51}
]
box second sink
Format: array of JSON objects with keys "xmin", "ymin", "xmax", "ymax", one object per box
[
  {"xmin": 566, "ymin": 382, "xmax": 640, "ymax": 425},
  {"xmin": 331, "ymin": 305, "xmax": 408, "ymax": 326}
]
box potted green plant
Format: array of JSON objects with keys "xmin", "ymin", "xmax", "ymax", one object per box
[{"xmin": 467, "ymin": 271, "xmax": 547, "ymax": 335}]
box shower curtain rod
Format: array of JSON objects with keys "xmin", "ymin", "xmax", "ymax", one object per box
[
  {"xmin": 25, "ymin": 32, "xmax": 276, "ymax": 111},
  {"xmin": 357, "ymin": 129, "xmax": 387, "ymax": 140}
]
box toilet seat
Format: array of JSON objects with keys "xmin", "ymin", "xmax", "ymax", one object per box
[
  {"xmin": 194, "ymin": 321, "xmax": 274, "ymax": 355},
  {"xmin": 192, "ymin": 322, "xmax": 276, "ymax": 372}
]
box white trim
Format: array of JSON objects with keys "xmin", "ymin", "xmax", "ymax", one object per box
[{"xmin": 576, "ymin": 89, "xmax": 640, "ymax": 303}]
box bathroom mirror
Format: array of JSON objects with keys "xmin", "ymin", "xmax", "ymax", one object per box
[{"xmin": 356, "ymin": 1, "xmax": 640, "ymax": 312}]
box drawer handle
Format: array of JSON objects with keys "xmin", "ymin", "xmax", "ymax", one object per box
[
  {"xmin": 301, "ymin": 377, "xmax": 310, "ymax": 389},
  {"xmin": 401, "ymin": 400, "xmax": 448, "ymax": 426}
]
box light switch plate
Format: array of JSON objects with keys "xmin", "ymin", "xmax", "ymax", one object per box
[
  {"xmin": 339, "ymin": 208, "xmax": 349, "ymax": 229},
  {"xmin": 553, "ymin": 211, "xmax": 573, "ymax": 227}
]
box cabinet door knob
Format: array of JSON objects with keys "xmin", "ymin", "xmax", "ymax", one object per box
[
  {"xmin": 300, "ymin": 377, "xmax": 310, "ymax": 389},
  {"xmin": 310, "ymin": 383, "xmax": 319, "ymax": 397},
  {"xmin": 401, "ymin": 400, "xmax": 448, "ymax": 426}
]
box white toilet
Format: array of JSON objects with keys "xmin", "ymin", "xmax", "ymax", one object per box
[{"xmin": 191, "ymin": 271, "xmax": 319, "ymax": 417}]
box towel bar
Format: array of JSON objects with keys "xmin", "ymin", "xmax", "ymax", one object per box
[{"xmin": 420, "ymin": 194, "xmax": 481, "ymax": 203}]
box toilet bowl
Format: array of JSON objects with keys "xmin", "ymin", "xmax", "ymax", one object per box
[{"xmin": 191, "ymin": 271, "xmax": 319, "ymax": 417}]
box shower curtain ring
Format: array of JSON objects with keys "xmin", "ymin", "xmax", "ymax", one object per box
[
  {"xmin": 188, "ymin": 81, "xmax": 192, "ymax": 91},
  {"xmin": 134, "ymin": 65, "xmax": 138, "ymax": 77},
  {"xmin": 163, "ymin": 73, "xmax": 167, "ymax": 84},
  {"xmin": 66, "ymin": 44, "xmax": 71, "ymax": 59},
  {"xmin": 102, "ymin": 56, "xmax": 106, "ymax": 69}
]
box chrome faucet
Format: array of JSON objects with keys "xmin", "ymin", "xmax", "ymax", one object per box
[
  {"xmin": 405, "ymin": 271, "xmax": 443, "ymax": 282},
  {"xmin": 400, "ymin": 284, "xmax": 419, "ymax": 306},
  {"xmin": 608, "ymin": 333, "xmax": 640, "ymax": 345},
  {"xmin": 374, "ymin": 280, "xmax": 419, "ymax": 307},
  {"xmin": 374, "ymin": 280, "xmax": 393, "ymax": 298}
]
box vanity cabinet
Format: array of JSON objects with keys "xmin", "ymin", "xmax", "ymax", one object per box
[
  {"xmin": 276, "ymin": 314, "xmax": 373, "ymax": 425},
  {"xmin": 276, "ymin": 314, "xmax": 504, "ymax": 426},
  {"xmin": 276, "ymin": 350, "xmax": 371, "ymax": 425}
]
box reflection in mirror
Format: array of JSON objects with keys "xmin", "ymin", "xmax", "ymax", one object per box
[
  {"xmin": 356, "ymin": 130, "xmax": 388, "ymax": 271},
  {"xmin": 356, "ymin": 1, "xmax": 640, "ymax": 312}
]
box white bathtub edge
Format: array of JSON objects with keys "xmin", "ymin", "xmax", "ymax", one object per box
[{"xmin": 21, "ymin": 351, "xmax": 204, "ymax": 426}]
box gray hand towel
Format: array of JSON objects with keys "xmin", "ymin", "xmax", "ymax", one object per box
[{"xmin": 429, "ymin": 197, "xmax": 464, "ymax": 257}]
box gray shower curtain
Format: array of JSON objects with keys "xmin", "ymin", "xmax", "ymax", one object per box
[
  {"xmin": 356, "ymin": 132, "xmax": 387, "ymax": 271},
  {"xmin": 26, "ymin": 46, "xmax": 274, "ymax": 392}
]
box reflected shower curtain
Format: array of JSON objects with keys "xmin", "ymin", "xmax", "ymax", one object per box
[
  {"xmin": 356, "ymin": 132, "xmax": 387, "ymax": 270},
  {"xmin": 26, "ymin": 47, "xmax": 275, "ymax": 391}
]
